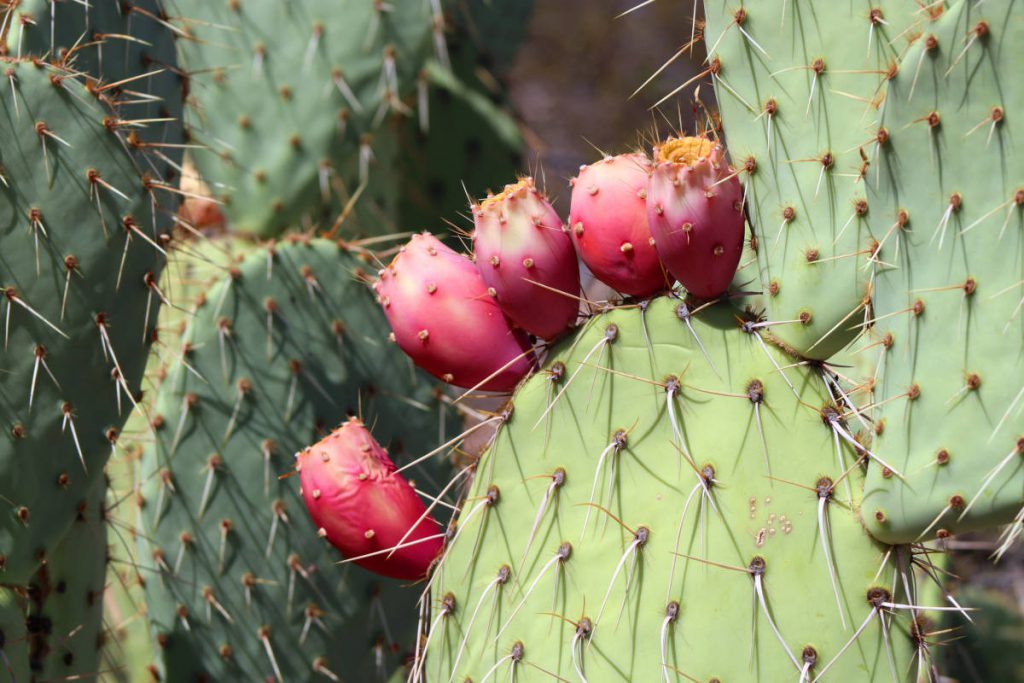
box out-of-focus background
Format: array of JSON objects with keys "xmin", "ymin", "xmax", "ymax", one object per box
[{"xmin": 506, "ymin": 1, "xmax": 712, "ymax": 190}]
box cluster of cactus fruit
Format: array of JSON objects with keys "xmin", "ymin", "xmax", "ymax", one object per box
[
  {"xmin": 1, "ymin": 0, "xmax": 1022, "ymax": 681},
  {"xmin": 297, "ymin": 2, "xmax": 1021, "ymax": 682}
]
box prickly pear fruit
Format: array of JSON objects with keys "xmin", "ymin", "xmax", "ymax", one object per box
[
  {"xmin": 473, "ymin": 178, "xmax": 580, "ymax": 339},
  {"xmin": 375, "ymin": 233, "xmax": 534, "ymax": 391},
  {"xmin": 569, "ymin": 153, "xmax": 669, "ymax": 297},
  {"xmin": 297, "ymin": 418, "xmax": 443, "ymax": 580},
  {"xmin": 646, "ymin": 136, "xmax": 745, "ymax": 298}
]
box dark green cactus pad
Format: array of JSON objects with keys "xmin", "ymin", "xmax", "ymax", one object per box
[
  {"xmin": 137, "ymin": 238, "xmax": 458, "ymax": 681},
  {"xmin": 452, "ymin": 0, "xmax": 535, "ymax": 78},
  {"xmin": 175, "ymin": 0, "xmax": 438, "ymax": 237},
  {"xmin": 395, "ymin": 61, "xmax": 523, "ymax": 230},
  {"xmin": 5, "ymin": 0, "xmax": 185, "ymax": 156},
  {"xmin": 862, "ymin": 0, "xmax": 1024, "ymax": 543},
  {"xmin": 0, "ymin": 59, "xmax": 172, "ymax": 582},
  {"xmin": 0, "ymin": 475, "xmax": 107, "ymax": 680},
  {"xmin": 423, "ymin": 297, "xmax": 914, "ymax": 682},
  {"xmin": 701, "ymin": 1, "xmax": 924, "ymax": 359}
]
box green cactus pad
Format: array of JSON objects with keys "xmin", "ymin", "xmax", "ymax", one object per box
[
  {"xmin": 862, "ymin": 0, "xmax": 1024, "ymax": 543},
  {"xmin": 137, "ymin": 237, "xmax": 458, "ymax": 681},
  {"xmin": 423, "ymin": 297, "xmax": 914, "ymax": 682},
  {"xmin": 175, "ymin": 0, "xmax": 438, "ymax": 237},
  {"xmin": 701, "ymin": 1, "xmax": 923, "ymax": 358},
  {"xmin": 4, "ymin": 0, "xmax": 184, "ymax": 156},
  {"xmin": 0, "ymin": 474, "xmax": 107, "ymax": 680},
  {"xmin": 0, "ymin": 59, "xmax": 173, "ymax": 582}
]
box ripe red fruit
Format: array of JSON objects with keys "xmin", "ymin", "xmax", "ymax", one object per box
[
  {"xmin": 296, "ymin": 418, "xmax": 443, "ymax": 581},
  {"xmin": 374, "ymin": 233, "xmax": 534, "ymax": 392},
  {"xmin": 569, "ymin": 153, "xmax": 669, "ymax": 297},
  {"xmin": 646, "ymin": 136, "xmax": 745, "ymax": 299},
  {"xmin": 473, "ymin": 178, "xmax": 580, "ymax": 340}
]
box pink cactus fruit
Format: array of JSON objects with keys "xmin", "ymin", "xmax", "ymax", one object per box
[
  {"xmin": 296, "ymin": 418, "xmax": 443, "ymax": 581},
  {"xmin": 646, "ymin": 136, "xmax": 745, "ymax": 299},
  {"xmin": 568, "ymin": 153, "xmax": 669, "ymax": 297},
  {"xmin": 472, "ymin": 178, "xmax": 580, "ymax": 340},
  {"xmin": 374, "ymin": 232, "xmax": 534, "ymax": 392}
]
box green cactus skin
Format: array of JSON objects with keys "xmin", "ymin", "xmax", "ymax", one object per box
[
  {"xmin": 421, "ymin": 297, "xmax": 914, "ymax": 682},
  {"xmin": 174, "ymin": 0, "xmax": 440, "ymax": 237},
  {"xmin": 99, "ymin": 234, "xmax": 262, "ymax": 681},
  {"xmin": 391, "ymin": 0, "xmax": 530, "ymax": 229},
  {"xmin": 0, "ymin": 475, "xmax": 107, "ymax": 680},
  {"xmin": 4, "ymin": 0, "xmax": 184, "ymax": 156},
  {"xmin": 861, "ymin": 0, "xmax": 1024, "ymax": 543},
  {"xmin": 136, "ymin": 238, "xmax": 458, "ymax": 681},
  {"xmin": 395, "ymin": 60, "xmax": 523, "ymax": 232},
  {"xmin": 700, "ymin": 1, "xmax": 926, "ymax": 359},
  {"xmin": 0, "ymin": 59, "xmax": 174, "ymax": 583}
]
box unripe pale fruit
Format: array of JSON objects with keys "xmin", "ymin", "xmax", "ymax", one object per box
[{"xmin": 646, "ymin": 136, "xmax": 745, "ymax": 299}]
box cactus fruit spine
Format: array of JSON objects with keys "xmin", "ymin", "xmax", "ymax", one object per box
[
  {"xmin": 297, "ymin": 417, "xmax": 444, "ymax": 581},
  {"xmin": 569, "ymin": 152, "xmax": 669, "ymax": 298},
  {"xmin": 137, "ymin": 238, "xmax": 458, "ymax": 681},
  {"xmin": 646, "ymin": 137, "xmax": 746, "ymax": 299}
]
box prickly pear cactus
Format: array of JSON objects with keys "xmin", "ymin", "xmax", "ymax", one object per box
[
  {"xmin": 421, "ymin": 299, "xmax": 914, "ymax": 682},
  {"xmin": 175, "ymin": 0, "xmax": 441, "ymax": 237},
  {"xmin": 700, "ymin": 1, "xmax": 923, "ymax": 358},
  {"xmin": 861, "ymin": 0, "xmax": 1024, "ymax": 543},
  {"xmin": 136, "ymin": 238, "xmax": 458, "ymax": 681},
  {"xmin": 0, "ymin": 59, "xmax": 174, "ymax": 582}
]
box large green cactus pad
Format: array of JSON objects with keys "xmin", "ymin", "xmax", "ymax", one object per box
[
  {"xmin": 862, "ymin": 0, "xmax": 1024, "ymax": 542},
  {"xmin": 0, "ymin": 59, "xmax": 171, "ymax": 582},
  {"xmin": 701, "ymin": 1, "xmax": 923, "ymax": 358},
  {"xmin": 137, "ymin": 238, "xmax": 457, "ymax": 681},
  {"xmin": 423, "ymin": 297, "xmax": 914, "ymax": 682}
]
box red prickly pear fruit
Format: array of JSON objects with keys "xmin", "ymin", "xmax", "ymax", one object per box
[
  {"xmin": 296, "ymin": 417, "xmax": 443, "ymax": 581},
  {"xmin": 374, "ymin": 232, "xmax": 534, "ymax": 392},
  {"xmin": 473, "ymin": 177, "xmax": 580, "ymax": 340},
  {"xmin": 646, "ymin": 136, "xmax": 745, "ymax": 299},
  {"xmin": 568, "ymin": 153, "xmax": 670, "ymax": 297}
]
